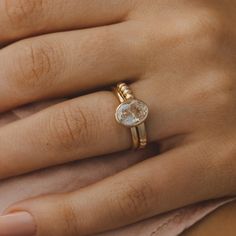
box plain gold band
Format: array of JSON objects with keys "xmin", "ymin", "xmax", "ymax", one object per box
[
  {"xmin": 114, "ymin": 83, "xmax": 148, "ymax": 149},
  {"xmin": 131, "ymin": 127, "xmax": 139, "ymax": 149},
  {"xmin": 130, "ymin": 124, "xmax": 147, "ymax": 149}
]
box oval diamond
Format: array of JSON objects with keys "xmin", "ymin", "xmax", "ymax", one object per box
[{"xmin": 115, "ymin": 99, "xmax": 149, "ymax": 127}]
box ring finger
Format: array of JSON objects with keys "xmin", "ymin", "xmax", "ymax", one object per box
[{"xmin": 0, "ymin": 79, "xmax": 190, "ymax": 179}]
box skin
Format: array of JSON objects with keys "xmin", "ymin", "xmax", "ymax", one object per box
[
  {"xmin": 1, "ymin": 104, "xmax": 235, "ymax": 236},
  {"xmin": 0, "ymin": 0, "xmax": 235, "ymax": 235},
  {"xmin": 182, "ymin": 201, "xmax": 236, "ymax": 236}
]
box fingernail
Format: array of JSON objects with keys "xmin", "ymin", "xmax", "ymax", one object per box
[{"xmin": 0, "ymin": 212, "xmax": 36, "ymax": 236}]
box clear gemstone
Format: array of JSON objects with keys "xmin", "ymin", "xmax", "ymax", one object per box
[{"xmin": 115, "ymin": 99, "xmax": 149, "ymax": 127}]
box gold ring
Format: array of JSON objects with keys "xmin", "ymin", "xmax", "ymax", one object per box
[{"xmin": 114, "ymin": 83, "xmax": 149, "ymax": 149}]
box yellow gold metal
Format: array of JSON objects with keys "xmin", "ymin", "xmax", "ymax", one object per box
[
  {"xmin": 131, "ymin": 127, "xmax": 139, "ymax": 149},
  {"xmin": 114, "ymin": 83, "xmax": 148, "ymax": 150},
  {"xmin": 137, "ymin": 123, "xmax": 147, "ymax": 149}
]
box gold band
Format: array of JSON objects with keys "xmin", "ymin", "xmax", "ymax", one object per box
[{"xmin": 114, "ymin": 83, "xmax": 148, "ymax": 149}]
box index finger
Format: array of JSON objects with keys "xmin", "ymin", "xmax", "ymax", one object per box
[{"xmin": 0, "ymin": 0, "xmax": 134, "ymax": 42}]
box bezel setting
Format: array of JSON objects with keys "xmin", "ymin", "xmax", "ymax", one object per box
[{"xmin": 115, "ymin": 99, "xmax": 149, "ymax": 127}]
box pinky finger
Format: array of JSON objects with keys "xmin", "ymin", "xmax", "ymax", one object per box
[{"xmin": 0, "ymin": 144, "xmax": 231, "ymax": 236}]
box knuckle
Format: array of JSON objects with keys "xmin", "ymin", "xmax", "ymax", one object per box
[
  {"xmin": 14, "ymin": 40, "xmax": 63, "ymax": 90},
  {"xmin": 110, "ymin": 180, "xmax": 153, "ymax": 220},
  {"xmin": 48, "ymin": 104, "xmax": 94, "ymax": 151},
  {"xmin": 169, "ymin": 9, "xmax": 226, "ymax": 55},
  {"xmin": 192, "ymin": 9, "xmax": 225, "ymax": 52},
  {"xmin": 192, "ymin": 71, "xmax": 233, "ymax": 112},
  {"xmin": 61, "ymin": 197, "xmax": 79, "ymax": 236},
  {"xmin": 5, "ymin": 0, "xmax": 43, "ymax": 27}
]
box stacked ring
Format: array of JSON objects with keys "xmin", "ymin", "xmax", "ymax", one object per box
[{"xmin": 114, "ymin": 83, "xmax": 149, "ymax": 149}]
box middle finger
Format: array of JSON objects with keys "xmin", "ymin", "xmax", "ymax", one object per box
[{"xmin": 0, "ymin": 21, "xmax": 143, "ymax": 112}]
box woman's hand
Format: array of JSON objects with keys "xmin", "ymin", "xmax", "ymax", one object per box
[
  {"xmin": 4, "ymin": 106, "xmax": 231, "ymax": 236},
  {"xmin": 0, "ymin": 101, "xmax": 156, "ymax": 212},
  {"xmin": 1, "ymin": 103, "xmax": 170, "ymax": 236},
  {"xmin": 0, "ymin": 0, "xmax": 235, "ymax": 235}
]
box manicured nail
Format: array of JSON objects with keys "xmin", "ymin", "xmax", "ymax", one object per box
[{"xmin": 0, "ymin": 212, "xmax": 36, "ymax": 236}]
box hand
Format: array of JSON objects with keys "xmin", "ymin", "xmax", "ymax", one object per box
[
  {"xmin": 0, "ymin": 0, "xmax": 235, "ymax": 236},
  {"xmin": 1, "ymin": 103, "xmax": 171, "ymax": 236},
  {"xmin": 6, "ymin": 105, "xmax": 230, "ymax": 236},
  {"xmin": 3, "ymin": 104, "xmax": 233, "ymax": 236}
]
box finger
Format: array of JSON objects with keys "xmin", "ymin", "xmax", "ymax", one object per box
[
  {"xmin": 0, "ymin": 78, "xmax": 190, "ymax": 179},
  {"xmin": 0, "ymin": 22, "xmax": 143, "ymax": 112},
  {"xmin": 2, "ymin": 143, "xmax": 232, "ymax": 236},
  {"xmin": 0, "ymin": 0, "xmax": 134, "ymax": 42},
  {"xmin": 0, "ymin": 145, "xmax": 157, "ymax": 214}
]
